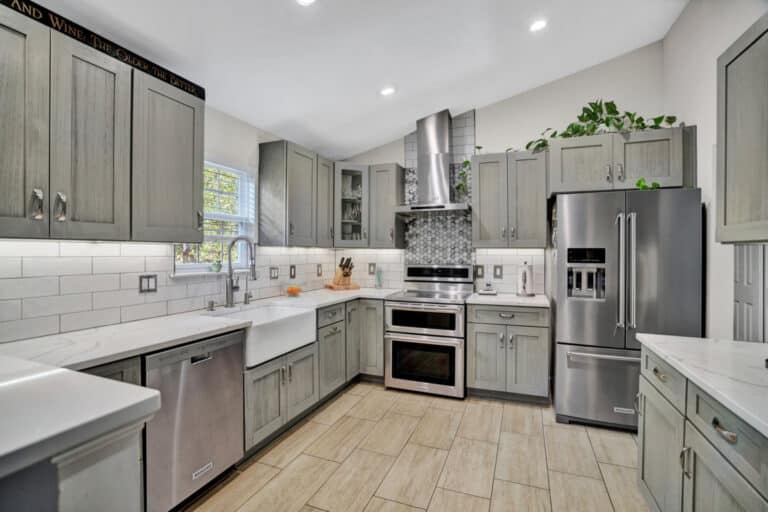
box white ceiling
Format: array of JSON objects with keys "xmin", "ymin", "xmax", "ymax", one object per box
[{"xmin": 38, "ymin": 0, "xmax": 688, "ymax": 160}]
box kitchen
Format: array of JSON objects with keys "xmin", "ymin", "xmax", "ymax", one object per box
[{"xmin": 1, "ymin": 1, "xmax": 768, "ymax": 511}]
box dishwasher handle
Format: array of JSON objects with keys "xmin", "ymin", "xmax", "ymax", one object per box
[{"xmin": 191, "ymin": 353, "xmax": 213, "ymax": 365}]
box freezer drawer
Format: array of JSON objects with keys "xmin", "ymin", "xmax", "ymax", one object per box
[
  {"xmin": 145, "ymin": 331, "xmax": 245, "ymax": 512},
  {"xmin": 554, "ymin": 344, "xmax": 641, "ymax": 429}
]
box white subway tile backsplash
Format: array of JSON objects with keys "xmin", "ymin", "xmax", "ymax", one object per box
[
  {"xmin": 121, "ymin": 272, "xmax": 168, "ymax": 289},
  {"xmin": 146, "ymin": 257, "xmax": 173, "ymax": 272},
  {"xmin": 0, "ymin": 277, "xmax": 59, "ymax": 299},
  {"xmin": 0, "ymin": 300, "xmax": 21, "ymax": 322},
  {"xmin": 0, "ymin": 316, "xmax": 59, "ymax": 343},
  {"xmin": 23, "ymin": 293, "xmax": 92, "ymax": 318},
  {"xmin": 121, "ymin": 302, "xmax": 167, "ymax": 323},
  {"xmin": 0, "ymin": 258, "xmax": 22, "ymax": 278},
  {"xmin": 59, "ymin": 242, "xmax": 121, "ymax": 257},
  {"xmin": 93, "ymin": 289, "xmax": 144, "ymax": 309},
  {"xmin": 0, "ymin": 240, "xmax": 59, "ymax": 257},
  {"xmin": 187, "ymin": 281, "xmax": 222, "ymax": 297},
  {"xmin": 60, "ymin": 308, "xmax": 122, "ymax": 333},
  {"xmin": 167, "ymin": 296, "xmax": 205, "ymax": 315},
  {"xmin": 23, "ymin": 257, "xmax": 91, "ymax": 277},
  {"xmin": 144, "ymin": 285, "xmax": 188, "ymax": 303},
  {"xmin": 60, "ymin": 274, "xmax": 121, "ymax": 294},
  {"xmin": 120, "ymin": 243, "xmax": 172, "ymax": 257},
  {"xmin": 93, "ymin": 257, "xmax": 145, "ymax": 274}
]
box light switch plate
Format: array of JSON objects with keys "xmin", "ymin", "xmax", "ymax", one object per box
[
  {"xmin": 368, "ymin": 263, "xmax": 377, "ymax": 275},
  {"xmin": 289, "ymin": 265, "xmax": 296, "ymax": 279},
  {"xmin": 493, "ymin": 265, "xmax": 503, "ymax": 279},
  {"xmin": 270, "ymin": 267, "xmax": 279, "ymax": 280},
  {"xmin": 317, "ymin": 264, "xmax": 323, "ymax": 277},
  {"xmin": 474, "ymin": 265, "xmax": 484, "ymax": 279},
  {"xmin": 139, "ymin": 274, "xmax": 157, "ymax": 293}
]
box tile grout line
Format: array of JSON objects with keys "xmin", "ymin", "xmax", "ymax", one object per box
[
  {"xmin": 541, "ymin": 406, "xmax": 555, "ymax": 512},
  {"xmin": 585, "ymin": 427, "xmax": 616, "ymax": 512}
]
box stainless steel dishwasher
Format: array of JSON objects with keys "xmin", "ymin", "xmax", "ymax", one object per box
[{"xmin": 144, "ymin": 330, "xmax": 244, "ymax": 512}]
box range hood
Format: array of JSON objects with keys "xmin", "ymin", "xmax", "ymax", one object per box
[{"xmin": 395, "ymin": 109, "xmax": 470, "ymax": 214}]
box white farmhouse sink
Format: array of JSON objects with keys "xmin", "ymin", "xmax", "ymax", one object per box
[{"xmin": 204, "ymin": 304, "xmax": 316, "ymax": 368}]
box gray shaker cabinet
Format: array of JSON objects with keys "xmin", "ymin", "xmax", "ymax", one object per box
[
  {"xmin": 50, "ymin": 32, "xmax": 132, "ymax": 241},
  {"xmin": 548, "ymin": 134, "xmax": 615, "ymax": 194},
  {"xmin": 318, "ymin": 321, "xmax": 346, "ymax": 398},
  {"xmin": 0, "ymin": 8, "xmax": 49, "ymax": 238},
  {"xmin": 508, "ymin": 151, "xmax": 548, "ymax": 248},
  {"xmin": 369, "ymin": 164, "xmax": 405, "ymax": 249},
  {"xmin": 466, "ymin": 322, "xmax": 507, "ymax": 392},
  {"xmin": 471, "ymin": 153, "xmax": 509, "ymax": 248},
  {"xmin": 717, "ymin": 12, "xmax": 768, "ymax": 243},
  {"xmin": 359, "ymin": 299, "xmax": 384, "ymax": 377},
  {"xmin": 334, "ymin": 163, "xmax": 370, "ymax": 248},
  {"xmin": 132, "ymin": 70, "xmax": 204, "ymax": 243},
  {"xmin": 637, "ymin": 375, "xmax": 685, "ymax": 512},
  {"xmin": 244, "ymin": 357, "xmax": 288, "ymax": 451},
  {"xmin": 316, "ymin": 157, "xmax": 334, "ymax": 248},
  {"xmin": 285, "ymin": 343, "xmax": 319, "ymax": 420},
  {"xmin": 286, "ymin": 143, "xmax": 317, "ymax": 246},
  {"xmin": 614, "ymin": 128, "xmax": 684, "ymax": 189},
  {"xmin": 346, "ymin": 300, "xmax": 361, "ymax": 381},
  {"xmin": 506, "ymin": 325, "xmax": 549, "ymax": 397}
]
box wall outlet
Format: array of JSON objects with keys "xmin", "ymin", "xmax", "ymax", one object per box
[
  {"xmin": 493, "ymin": 265, "xmax": 503, "ymax": 279},
  {"xmin": 289, "ymin": 265, "xmax": 296, "ymax": 279},
  {"xmin": 474, "ymin": 265, "xmax": 484, "ymax": 279},
  {"xmin": 270, "ymin": 267, "xmax": 279, "ymax": 280},
  {"xmin": 139, "ymin": 274, "xmax": 157, "ymax": 293},
  {"xmin": 368, "ymin": 263, "xmax": 377, "ymax": 275},
  {"xmin": 317, "ymin": 264, "xmax": 323, "ymax": 277}
]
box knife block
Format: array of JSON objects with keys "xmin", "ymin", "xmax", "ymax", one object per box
[{"xmin": 325, "ymin": 267, "xmax": 360, "ymax": 290}]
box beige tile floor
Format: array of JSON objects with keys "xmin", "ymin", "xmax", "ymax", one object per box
[{"xmin": 185, "ymin": 382, "xmax": 649, "ymax": 512}]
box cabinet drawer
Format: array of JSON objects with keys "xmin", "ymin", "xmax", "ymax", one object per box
[
  {"xmin": 687, "ymin": 383, "xmax": 768, "ymax": 500},
  {"xmin": 641, "ymin": 346, "xmax": 686, "ymax": 413},
  {"xmin": 317, "ymin": 303, "xmax": 345, "ymax": 328},
  {"xmin": 468, "ymin": 305, "xmax": 549, "ymax": 327}
]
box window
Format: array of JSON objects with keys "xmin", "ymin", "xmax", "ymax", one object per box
[{"xmin": 175, "ymin": 162, "xmax": 256, "ymax": 270}]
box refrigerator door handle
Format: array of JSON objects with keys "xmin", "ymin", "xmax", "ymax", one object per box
[
  {"xmin": 616, "ymin": 212, "xmax": 626, "ymax": 329},
  {"xmin": 629, "ymin": 212, "xmax": 637, "ymax": 329}
]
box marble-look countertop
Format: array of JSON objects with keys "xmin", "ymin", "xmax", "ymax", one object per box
[
  {"xmin": 263, "ymin": 288, "xmax": 398, "ymax": 308},
  {"xmin": 466, "ymin": 293, "xmax": 550, "ymax": 308},
  {"xmin": 637, "ymin": 333, "xmax": 768, "ymax": 438},
  {"xmin": 0, "ymin": 355, "xmax": 160, "ymax": 479}
]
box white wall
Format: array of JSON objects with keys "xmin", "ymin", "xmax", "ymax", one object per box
[
  {"xmin": 476, "ymin": 42, "xmax": 664, "ymax": 152},
  {"xmin": 346, "ymin": 137, "xmax": 405, "ymax": 166},
  {"xmin": 662, "ymin": 0, "xmax": 768, "ymax": 338},
  {"xmin": 205, "ymin": 106, "xmax": 279, "ymax": 175}
]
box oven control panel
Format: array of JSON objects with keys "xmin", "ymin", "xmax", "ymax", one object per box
[{"xmin": 566, "ymin": 248, "xmax": 606, "ymax": 300}]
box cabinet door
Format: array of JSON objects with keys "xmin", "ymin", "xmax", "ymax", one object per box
[
  {"xmin": 466, "ymin": 323, "xmax": 506, "ymax": 391},
  {"xmin": 638, "ymin": 375, "xmax": 685, "ymax": 512},
  {"xmin": 245, "ymin": 357, "xmax": 287, "ymax": 450},
  {"xmin": 316, "ymin": 157, "xmax": 334, "ymax": 247},
  {"xmin": 359, "ymin": 299, "xmax": 384, "ymax": 376},
  {"xmin": 717, "ymin": 15, "xmax": 768, "ymax": 243},
  {"xmin": 286, "ymin": 343, "xmax": 319, "ymax": 420},
  {"xmin": 506, "ymin": 326, "xmax": 549, "ymax": 397},
  {"xmin": 613, "ymin": 128, "xmax": 683, "ymax": 189},
  {"xmin": 733, "ymin": 244, "xmax": 764, "ymax": 342},
  {"xmin": 50, "ymin": 32, "xmax": 131, "ymax": 240},
  {"xmin": 683, "ymin": 421, "xmax": 768, "ymax": 512},
  {"xmin": 471, "ymin": 153, "xmax": 509, "ymax": 248},
  {"xmin": 508, "ymin": 151, "xmax": 548, "ymax": 248},
  {"xmin": 84, "ymin": 357, "xmax": 142, "ymax": 386},
  {"xmin": 346, "ymin": 300, "xmax": 361, "ymax": 381},
  {"xmin": 0, "ymin": 9, "xmax": 49, "ymax": 238},
  {"xmin": 132, "ymin": 70, "xmax": 204, "ymax": 243},
  {"xmin": 318, "ymin": 322, "xmax": 346, "ymax": 398},
  {"xmin": 334, "ymin": 163, "xmax": 370, "ymax": 247},
  {"xmin": 287, "ymin": 142, "xmax": 317, "ymax": 246},
  {"xmin": 370, "ymin": 164, "xmax": 403, "ymax": 248},
  {"xmin": 548, "ymin": 134, "xmax": 614, "ymax": 194}
]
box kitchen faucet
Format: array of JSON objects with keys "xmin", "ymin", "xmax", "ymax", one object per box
[{"xmin": 225, "ymin": 236, "xmax": 257, "ymax": 308}]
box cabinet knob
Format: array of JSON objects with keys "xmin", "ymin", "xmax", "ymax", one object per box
[
  {"xmin": 510, "ymin": 227, "xmax": 516, "ymax": 240},
  {"xmin": 30, "ymin": 188, "xmax": 44, "ymax": 221}
]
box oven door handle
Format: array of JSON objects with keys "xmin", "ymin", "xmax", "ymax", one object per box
[
  {"xmin": 385, "ymin": 333, "xmax": 463, "ymax": 347},
  {"xmin": 385, "ymin": 302, "xmax": 464, "ymax": 313}
]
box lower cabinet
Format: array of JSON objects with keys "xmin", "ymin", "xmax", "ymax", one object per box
[
  {"xmin": 318, "ymin": 321, "xmax": 346, "ymax": 398},
  {"xmin": 244, "ymin": 344, "xmax": 318, "ymax": 451},
  {"xmin": 84, "ymin": 357, "xmax": 142, "ymax": 385},
  {"xmin": 346, "ymin": 300, "xmax": 361, "ymax": 381},
  {"xmin": 359, "ymin": 299, "xmax": 384, "ymax": 376},
  {"xmin": 467, "ymin": 321, "xmax": 550, "ymax": 397}
]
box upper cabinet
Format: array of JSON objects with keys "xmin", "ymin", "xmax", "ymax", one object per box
[
  {"xmin": 334, "ymin": 163, "xmax": 370, "ymax": 248},
  {"xmin": 259, "ymin": 141, "xmax": 319, "ymax": 247},
  {"xmin": 132, "ymin": 71, "xmax": 205, "ymax": 243},
  {"xmin": 717, "ymin": 13, "xmax": 768, "ymax": 243},
  {"xmin": 369, "ymin": 164, "xmax": 405, "ymax": 249},
  {"xmin": 0, "ymin": 9, "xmax": 50, "ymax": 238},
  {"xmin": 549, "ymin": 127, "xmax": 693, "ymax": 195},
  {"xmin": 472, "ymin": 151, "xmax": 548, "ymax": 249},
  {"xmin": 50, "ymin": 32, "xmax": 132, "ymax": 240},
  {"xmin": 316, "ymin": 157, "xmax": 334, "ymax": 248}
]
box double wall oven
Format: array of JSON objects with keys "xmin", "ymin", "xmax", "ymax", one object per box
[{"xmin": 384, "ymin": 265, "xmax": 472, "ymax": 398}]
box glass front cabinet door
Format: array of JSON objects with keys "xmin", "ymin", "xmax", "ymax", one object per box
[{"xmin": 334, "ymin": 163, "xmax": 370, "ymax": 248}]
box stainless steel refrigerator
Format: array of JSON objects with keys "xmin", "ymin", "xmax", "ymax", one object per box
[{"xmin": 554, "ymin": 188, "xmax": 702, "ymax": 429}]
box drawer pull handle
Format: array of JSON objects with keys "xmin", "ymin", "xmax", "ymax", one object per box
[
  {"xmin": 652, "ymin": 367, "xmax": 668, "ymax": 383},
  {"xmin": 499, "ymin": 332, "xmax": 504, "ymax": 348},
  {"xmin": 634, "ymin": 392, "xmax": 641, "ymax": 415},
  {"xmin": 498, "ymin": 313, "xmax": 515, "ymax": 319},
  {"xmin": 327, "ymin": 311, "xmax": 337, "ymax": 317},
  {"xmin": 712, "ymin": 417, "xmax": 738, "ymax": 443},
  {"xmin": 679, "ymin": 447, "xmax": 692, "ymax": 478}
]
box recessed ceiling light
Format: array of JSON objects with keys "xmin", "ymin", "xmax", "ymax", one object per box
[
  {"xmin": 380, "ymin": 86, "xmax": 396, "ymax": 97},
  {"xmin": 296, "ymin": 0, "xmax": 315, "ymax": 6},
  {"xmin": 529, "ymin": 19, "xmax": 547, "ymax": 32}
]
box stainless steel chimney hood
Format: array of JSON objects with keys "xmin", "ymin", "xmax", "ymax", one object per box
[{"xmin": 395, "ymin": 109, "xmax": 470, "ymax": 214}]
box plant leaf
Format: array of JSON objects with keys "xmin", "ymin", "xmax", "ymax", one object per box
[
  {"xmin": 665, "ymin": 115, "xmax": 677, "ymax": 125},
  {"xmin": 651, "ymin": 182, "xmax": 661, "ymax": 189},
  {"xmin": 605, "ymin": 101, "xmax": 618, "ymax": 115}
]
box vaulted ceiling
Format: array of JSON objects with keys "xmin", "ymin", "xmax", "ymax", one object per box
[{"xmin": 38, "ymin": 0, "xmax": 688, "ymax": 159}]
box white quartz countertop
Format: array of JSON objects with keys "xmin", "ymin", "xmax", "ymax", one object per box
[
  {"xmin": 466, "ymin": 293, "xmax": 550, "ymax": 308},
  {"xmin": 637, "ymin": 333, "xmax": 768, "ymax": 438},
  {"xmin": 0, "ymin": 355, "xmax": 160, "ymax": 479},
  {"xmin": 263, "ymin": 288, "xmax": 398, "ymax": 308}
]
